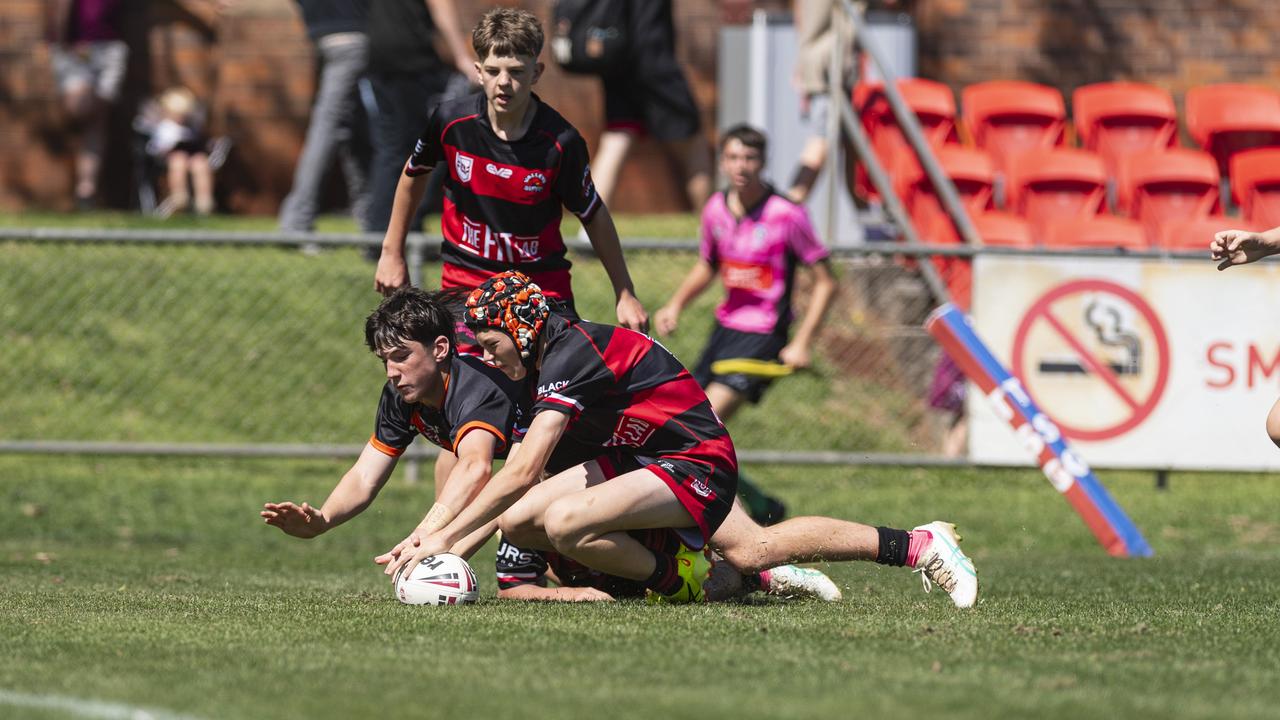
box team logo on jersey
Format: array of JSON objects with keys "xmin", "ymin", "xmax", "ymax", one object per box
[
  {"xmin": 523, "ymin": 171, "xmax": 547, "ymax": 194},
  {"xmin": 690, "ymin": 477, "xmax": 713, "ymax": 499},
  {"xmin": 486, "ymin": 162, "xmax": 513, "ymax": 179},
  {"xmin": 455, "ymin": 153, "xmax": 474, "ymax": 183},
  {"xmin": 605, "ymin": 415, "xmax": 657, "ymax": 448},
  {"xmin": 582, "ymin": 166, "xmax": 595, "ymax": 196}
]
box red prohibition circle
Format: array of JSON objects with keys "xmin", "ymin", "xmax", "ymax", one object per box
[{"xmin": 1011, "ymin": 279, "xmax": 1170, "ymax": 442}]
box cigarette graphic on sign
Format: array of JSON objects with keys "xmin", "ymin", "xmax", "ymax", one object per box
[{"xmin": 926, "ymin": 303, "xmax": 1153, "ymax": 558}]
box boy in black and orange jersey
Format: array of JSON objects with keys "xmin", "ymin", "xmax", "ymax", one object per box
[
  {"xmin": 261, "ymin": 288, "xmax": 520, "ymax": 562},
  {"xmin": 374, "ymin": 7, "xmax": 647, "ymax": 333}
]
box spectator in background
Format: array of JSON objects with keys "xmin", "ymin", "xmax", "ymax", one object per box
[
  {"xmin": 44, "ymin": 0, "xmax": 129, "ymax": 210},
  {"xmin": 364, "ymin": 0, "xmax": 476, "ymax": 235},
  {"xmin": 138, "ymin": 87, "xmax": 215, "ymax": 217},
  {"xmin": 587, "ymin": 0, "xmax": 713, "ymax": 214},
  {"xmin": 788, "ymin": 0, "xmax": 841, "ymax": 204},
  {"xmin": 278, "ymin": 0, "xmax": 372, "ymax": 233},
  {"xmin": 654, "ymin": 125, "xmax": 837, "ymax": 525}
]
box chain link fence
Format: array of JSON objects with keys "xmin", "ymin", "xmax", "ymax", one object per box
[{"xmin": 2, "ymin": 229, "xmax": 1196, "ymax": 463}]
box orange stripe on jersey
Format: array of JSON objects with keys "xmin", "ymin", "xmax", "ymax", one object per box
[
  {"xmin": 369, "ymin": 434, "xmax": 405, "ymax": 457},
  {"xmin": 454, "ymin": 421, "xmax": 507, "ymax": 453}
]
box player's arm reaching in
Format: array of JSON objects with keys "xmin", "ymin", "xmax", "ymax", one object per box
[
  {"xmin": 376, "ymin": 428, "xmax": 501, "ymax": 577},
  {"xmin": 1211, "ymin": 226, "xmax": 1280, "ymax": 270},
  {"xmin": 375, "ymin": 167, "xmax": 431, "ymax": 294},
  {"xmin": 581, "ymin": 204, "xmax": 648, "ymax": 332},
  {"xmin": 261, "ymin": 442, "xmax": 398, "ymax": 538},
  {"xmin": 778, "ymin": 259, "xmax": 837, "ymax": 369},
  {"xmin": 653, "ymin": 258, "xmax": 715, "ymax": 337},
  {"xmin": 383, "ymin": 410, "xmax": 570, "ymax": 564}
]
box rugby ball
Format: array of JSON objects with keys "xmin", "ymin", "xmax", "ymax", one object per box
[{"xmin": 394, "ymin": 553, "xmax": 480, "ymax": 605}]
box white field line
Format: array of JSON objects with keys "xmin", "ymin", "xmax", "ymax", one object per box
[{"xmin": 0, "ymin": 689, "xmax": 204, "ymax": 720}]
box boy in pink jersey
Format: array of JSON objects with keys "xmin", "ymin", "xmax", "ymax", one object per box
[{"xmin": 654, "ymin": 125, "xmax": 837, "ymax": 524}]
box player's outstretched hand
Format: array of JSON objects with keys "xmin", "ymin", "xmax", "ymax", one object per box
[
  {"xmin": 616, "ymin": 293, "xmax": 649, "ymax": 334},
  {"xmin": 261, "ymin": 501, "xmax": 328, "ymax": 539},
  {"xmin": 374, "ymin": 252, "xmax": 409, "ymax": 295},
  {"xmin": 778, "ymin": 342, "xmax": 812, "ymax": 370},
  {"xmin": 1211, "ymin": 229, "xmax": 1280, "ymax": 270},
  {"xmin": 653, "ymin": 304, "xmax": 679, "ymax": 337},
  {"xmin": 376, "ymin": 532, "xmax": 449, "ymax": 581}
]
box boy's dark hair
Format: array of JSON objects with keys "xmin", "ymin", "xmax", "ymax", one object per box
[
  {"xmin": 719, "ymin": 124, "xmax": 768, "ymax": 159},
  {"xmin": 364, "ymin": 287, "xmax": 465, "ymax": 355},
  {"xmin": 473, "ymin": 8, "xmax": 544, "ymax": 61}
]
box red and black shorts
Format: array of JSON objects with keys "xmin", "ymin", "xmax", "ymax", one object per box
[
  {"xmin": 593, "ymin": 448, "xmax": 737, "ymax": 550},
  {"xmin": 601, "ymin": 0, "xmax": 700, "ymax": 141}
]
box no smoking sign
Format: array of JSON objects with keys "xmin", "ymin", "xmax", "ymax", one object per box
[{"xmin": 1010, "ymin": 279, "xmax": 1170, "ymax": 442}]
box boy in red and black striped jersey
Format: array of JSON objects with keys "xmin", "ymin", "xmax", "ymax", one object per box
[
  {"xmin": 386, "ymin": 272, "xmax": 980, "ymax": 608},
  {"xmin": 261, "ymin": 288, "xmax": 521, "ymax": 575},
  {"xmin": 374, "ymin": 7, "xmax": 647, "ymax": 333}
]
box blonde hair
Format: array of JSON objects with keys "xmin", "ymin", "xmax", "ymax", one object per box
[
  {"xmin": 472, "ymin": 8, "xmax": 543, "ymax": 61},
  {"xmin": 159, "ymin": 87, "xmax": 197, "ymax": 118}
]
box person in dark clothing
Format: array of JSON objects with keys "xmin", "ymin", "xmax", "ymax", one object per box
[
  {"xmin": 364, "ymin": 0, "xmax": 476, "ymax": 234},
  {"xmin": 278, "ymin": 0, "xmax": 372, "ymax": 232}
]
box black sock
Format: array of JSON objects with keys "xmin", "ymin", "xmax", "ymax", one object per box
[
  {"xmin": 643, "ymin": 550, "xmax": 683, "ymax": 595},
  {"xmin": 875, "ymin": 526, "xmax": 911, "ymax": 566}
]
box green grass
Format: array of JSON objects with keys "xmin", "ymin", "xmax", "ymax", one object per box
[
  {"xmin": 1, "ymin": 213, "xmax": 927, "ymax": 452},
  {"xmin": 3, "ymin": 456, "xmax": 1279, "ymax": 719}
]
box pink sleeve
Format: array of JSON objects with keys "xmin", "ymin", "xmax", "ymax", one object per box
[
  {"xmin": 699, "ymin": 203, "xmax": 717, "ymax": 264},
  {"xmin": 788, "ymin": 205, "xmax": 829, "ymax": 264}
]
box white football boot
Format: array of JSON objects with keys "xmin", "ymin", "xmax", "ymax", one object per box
[
  {"xmin": 911, "ymin": 521, "xmax": 978, "ymax": 609},
  {"xmin": 764, "ymin": 564, "xmax": 843, "ymax": 601}
]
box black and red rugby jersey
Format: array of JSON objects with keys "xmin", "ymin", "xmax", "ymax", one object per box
[
  {"xmin": 405, "ymin": 93, "xmax": 601, "ymax": 301},
  {"xmin": 371, "ymin": 353, "xmax": 525, "ymax": 458},
  {"xmin": 526, "ymin": 315, "xmax": 738, "ymax": 475}
]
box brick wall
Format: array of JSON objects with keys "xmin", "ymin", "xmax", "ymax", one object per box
[
  {"xmin": 0, "ymin": 0, "xmax": 721, "ymax": 214},
  {"xmin": 6, "ymin": 1, "xmax": 1280, "ymax": 214},
  {"xmin": 916, "ymin": 0, "xmax": 1280, "ymax": 120}
]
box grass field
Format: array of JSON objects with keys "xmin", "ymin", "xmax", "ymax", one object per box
[
  {"xmin": 3, "ymin": 455, "xmax": 1279, "ymax": 720},
  {"xmin": 5, "ymin": 213, "xmax": 1278, "ymax": 718}
]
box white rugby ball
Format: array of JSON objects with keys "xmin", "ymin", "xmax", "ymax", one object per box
[{"xmin": 395, "ymin": 553, "xmax": 479, "ymax": 606}]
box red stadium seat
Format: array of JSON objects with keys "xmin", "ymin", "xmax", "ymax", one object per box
[
  {"xmin": 1005, "ymin": 148, "xmax": 1107, "ymax": 232},
  {"xmin": 1230, "ymin": 147, "xmax": 1280, "ymax": 229},
  {"xmin": 897, "ymin": 145, "xmax": 996, "ymax": 235},
  {"xmin": 961, "ymin": 81, "xmax": 1066, "ymax": 172},
  {"xmin": 1072, "ymin": 82, "xmax": 1178, "ymax": 176},
  {"xmin": 1185, "ymin": 84, "xmax": 1280, "ymax": 174},
  {"xmin": 853, "ymin": 78, "xmax": 960, "ymax": 201},
  {"xmin": 1116, "ymin": 149, "xmax": 1221, "ymax": 242},
  {"xmin": 1157, "ymin": 214, "xmax": 1258, "ymax": 252},
  {"xmin": 1042, "ymin": 216, "xmax": 1147, "ymax": 250},
  {"xmin": 922, "ymin": 211, "xmax": 1033, "ymax": 310}
]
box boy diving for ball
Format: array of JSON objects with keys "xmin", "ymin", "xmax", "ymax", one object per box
[
  {"xmin": 378, "ymin": 272, "xmax": 979, "ymax": 608},
  {"xmin": 261, "ymin": 288, "xmax": 518, "ymax": 559}
]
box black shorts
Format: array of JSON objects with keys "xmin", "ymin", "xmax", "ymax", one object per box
[
  {"xmin": 692, "ymin": 323, "xmax": 789, "ymax": 404},
  {"xmin": 601, "ymin": 0, "xmax": 700, "ymax": 141},
  {"xmin": 594, "ymin": 448, "xmax": 737, "ymax": 550}
]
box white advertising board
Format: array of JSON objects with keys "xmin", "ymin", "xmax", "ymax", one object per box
[{"xmin": 969, "ymin": 255, "xmax": 1280, "ymax": 470}]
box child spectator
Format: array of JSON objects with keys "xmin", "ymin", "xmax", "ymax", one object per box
[{"xmin": 139, "ymin": 87, "xmax": 215, "ymax": 217}]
